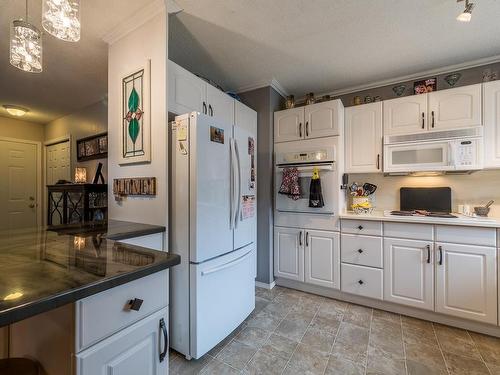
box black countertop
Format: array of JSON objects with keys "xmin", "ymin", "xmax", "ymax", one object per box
[{"xmin": 0, "ymin": 220, "xmax": 179, "ymax": 327}]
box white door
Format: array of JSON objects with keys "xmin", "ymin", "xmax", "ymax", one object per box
[
  {"xmin": 274, "ymin": 108, "xmax": 304, "ymax": 143},
  {"xmin": 304, "ymin": 100, "xmax": 341, "ymax": 139},
  {"xmin": 345, "ymin": 102, "xmax": 383, "ymax": 173},
  {"xmin": 168, "ymin": 60, "xmax": 206, "ymax": 115},
  {"xmin": 46, "ymin": 140, "xmax": 70, "ymax": 185},
  {"xmin": 304, "ymin": 230, "xmax": 340, "ymax": 289},
  {"xmin": 0, "ymin": 140, "xmax": 38, "ymax": 230},
  {"xmin": 483, "ymin": 80, "xmax": 500, "ymax": 168},
  {"xmin": 76, "ymin": 308, "xmax": 168, "ymax": 375},
  {"xmin": 190, "ymin": 245, "xmax": 255, "ymax": 359},
  {"xmin": 435, "ymin": 243, "xmax": 497, "ymax": 324},
  {"xmin": 383, "ymin": 94, "xmax": 428, "ymax": 135},
  {"xmin": 234, "ymin": 102, "xmax": 257, "ymax": 250},
  {"xmin": 428, "ymin": 84, "xmax": 482, "ymax": 131},
  {"xmin": 191, "ymin": 114, "xmax": 233, "ymax": 263},
  {"xmin": 206, "ymin": 84, "xmax": 234, "ymax": 125},
  {"xmin": 274, "ymin": 227, "xmax": 304, "ymax": 281},
  {"xmin": 383, "ymin": 238, "xmax": 434, "ymax": 311}
]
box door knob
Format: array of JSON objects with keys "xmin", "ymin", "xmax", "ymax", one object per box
[
  {"xmin": 29, "ymin": 196, "xmax": 35, "ymax": 201},
  {"xmin": 29, "ymin": 203, "xmax": 35, "ymax": 208}
]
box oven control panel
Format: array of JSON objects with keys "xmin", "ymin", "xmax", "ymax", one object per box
[{"xmin": 283, "ymin": 150, "xmax": 328, "ymax": 163}]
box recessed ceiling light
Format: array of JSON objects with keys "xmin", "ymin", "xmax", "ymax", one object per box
[
  {"xmin": 3, "ymin": 105, "xmax": 29, "ymax": 117},
  {"xmin": 457, "ymin": 0, "xmax": 475, "ymax": 22}
]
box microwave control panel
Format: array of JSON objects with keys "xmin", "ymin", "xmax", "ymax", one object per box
[{"xmin": 454, "ymin": 139, "xmax": 480, "ymax": 167}]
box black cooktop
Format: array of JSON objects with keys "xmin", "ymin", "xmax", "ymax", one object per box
[{"xmin": 390, "ymin": 210, "xmax": 457, "ymax": 218}]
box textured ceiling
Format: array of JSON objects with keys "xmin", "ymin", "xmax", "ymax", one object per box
[
  {"xmin": 169, "ymin": 0, "xmax": 500, "ymax": 97},
  {"xmin": 0, "ymin": 0, "xmax": 155, "ymax": 124}
]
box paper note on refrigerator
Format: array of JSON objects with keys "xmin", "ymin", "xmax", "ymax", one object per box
[{"xmin": 241, "ymin": 195, "xmax": 256, "ymax": 220}]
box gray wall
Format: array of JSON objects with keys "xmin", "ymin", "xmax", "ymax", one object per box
[{"xmin": 238, "ymin": 87, "xmax": 284, "ymax": 284}]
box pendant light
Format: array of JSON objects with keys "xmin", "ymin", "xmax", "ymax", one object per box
[
  {"xmin": 42, "ymin": 0, "xmax": 81, "ymax": 42},
  {"xmin": 9, "ymin": 0, "xmax": 43, "ymax": 73}
]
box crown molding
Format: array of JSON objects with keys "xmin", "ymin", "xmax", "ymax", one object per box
[
  {"xmin": 236, "ymin": 77, "xmax": 288, "ymax": 98},
  {"xmin": 102, "ymin": 0, "xmax": 166, "ymax": 45}
]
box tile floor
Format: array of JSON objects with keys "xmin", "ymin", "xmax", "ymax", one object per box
[{"xmin": 169, "ymin": 286, "xmax": 500, "ymax": 374}]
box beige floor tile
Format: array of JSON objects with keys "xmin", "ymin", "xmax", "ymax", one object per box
[
  {"xmin": 405, "ymin": 341, "xmax": 447, "ymax": 372},
  {"xmin": 216, "ymin": 340, "xmax": 257, "ymax": 370},
  {"xmin": 301, "ymin": 327, "xmax": 335, "ymax": 353},
  {"xmin": 262, "ymin": 301, "xmax": 291, "ymax": 318},
  {"xmin": 486, "ymin": 362, "xmax": 500, "ymax": 374},
  {"xmin": 283, "ymin": 362, "xmax": 318, "ymax": 375},
  {"xmin": 372, "ymin": 308, "xmax": 401, "ymax": 324},
  {"xmin": 274, "ymin": 318, "xmax": 309, "ymax": 342},
  {"xmin": 366, "ymin": 345, "xmax": 406, "ymax": 375},
  {"xmin": 287, "ymin": 343, "xmax": 330, "ymax": 375},
  {"xmin": 434, "ymin": 324, "xmax": 481, "ymax": 359},
  {"xmin": 259, "ymin": 333, "xmax": 298, "ymax": 360},
  {"xmin": 309, "ymin": 310, "xmax": 342, "ymax": 335},
  {"xmin": 324, "ymin": 353, "xmax": 365, "ymax": 375},
  {"xmin": 406, "ymin": 359, "xmax": 447, "ymax": 375},
  {"xmin": 243, "ymin": 350, "xmax": 288, "ymax": 375},
  {"xmin": 469, "ymin": 331, "xmax": 500, "ymax": 366},
  {"xmin": 342, "ymin": 303, "xmax": 372, "ymax": 329},
  {"xmin": 443, "ymin": 351, "xmax": 490, "ymax": 375},
  {"xmin": 235, "ymin": 326, "xmax": 271, "ymax": 348},
  {"xmin": 402, "ymin": 320, "xmax": 439, "ymax": 348},
  {"xmin": 286, "ymin": 308, "xmax": 317, "ymax": 324},
  {"xmin": 331, "ymin": 322, "xmax": 369, "ymax": 363},
  {"xmin": 200, "ymin": 358, "xmax": 240, "ymax": 375},
  {"xmin": 169, "ymin": 353, "xmax": 212, "ymax": 375},
  {"xmin": 246, "ymin": 310, "xmax": 282, "ymax": 331},
  {"xmin": 369, "ymin": 323, "xmax": 405, "ymax": 359}
]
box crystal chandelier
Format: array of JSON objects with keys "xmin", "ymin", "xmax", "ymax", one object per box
[
  {"xmin": 42, "ymin": 0, "xmax": 81, "ymax": 42},
  {"xmin": 9, "ymin": 1, "xmax": 42, "ymax": 73}
]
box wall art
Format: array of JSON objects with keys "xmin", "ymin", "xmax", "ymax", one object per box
[{"xmin": 113, "ymin": 177, "xmax": 156, "ymax": 196}]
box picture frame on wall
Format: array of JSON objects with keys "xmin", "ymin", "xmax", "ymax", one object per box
[
  {"xmin": 414, "ymin": 78, "xmax": 437, "ymax": 94},
  {"xmin": 76, "ymin": 132, "xmax": 108, "ymax": 161},
  {"xmin": 119, "ymin": 59, "xmax": 151, "ymax": 165}
]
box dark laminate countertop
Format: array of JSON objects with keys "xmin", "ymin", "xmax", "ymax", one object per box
[{"xmin": 0, "ymin": 221, "xmax": 179, "ymax": 327}]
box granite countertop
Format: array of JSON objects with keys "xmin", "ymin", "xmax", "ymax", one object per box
[
  {"xmin": 0, "ymin": 221, "xmax": 179, "ymax": 327},
  {"xmin": 340, "ymin": 210, "xmax": 500, "ymax": 228}
]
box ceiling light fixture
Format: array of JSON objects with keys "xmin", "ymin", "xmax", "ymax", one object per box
[
  {"xmin": 457, "ymin": 0, "xmax": 475, "ymax": 22},
  {"xmin": 42, "ymin": 0, "xmax": 81, "ymax": 42},
  {"xmin": 9, "ymin": 0, "xmax": 43, "ymax": 73},
  {"xmin": 3, "ymin": 105, "xmax": 29, "ymax": 117}
]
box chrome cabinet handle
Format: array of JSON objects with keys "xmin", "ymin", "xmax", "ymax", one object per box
[
  {"xmin": 426, "ymin": 245, "xmax": 431, "ymax": 264},
  {"xmin": 305, "ymin": 232, "xmax": 309, "ymax": 246},
  {"xmin": 209, "ymin": 104, "xmax": 213, "ymax": 116},
  {"xmin": 299, "ymin": 123, "xmax": 302, "ymax": 137},
  {"xmin": 305, "ymin": 121, "xmax": 309, "ymax": 137},
  {"xmin": 159, "ymin": 318, "xmax": 168, "ymax": 362},
  {"xmin": 431, "ymin": 111, "xmax": 435, "ymax": 128},
  {"xmin": 299, "ymin": 231, "xmax": 303, "ymax": 246},
  {"xmin": 376, "ymin": 154, "xmax": 380, "ymax": 170},
  {"xmin": 203, "ymin": 102, "xmax": 207, "ymax": 114},
  {"xmin": 421, "ymin": 112, "xmax": 425, "ymax": 129},
  {"xmin": 438, "ymin": 245, "xmax": 443, "ymax": 265}
]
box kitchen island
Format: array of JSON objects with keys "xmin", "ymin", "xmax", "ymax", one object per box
[{"xmin": 0, "ymin": 220, "xmax": 180, "ymax": 375}]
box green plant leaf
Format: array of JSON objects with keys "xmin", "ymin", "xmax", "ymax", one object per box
[
  {"xmin": 128, "ymin": 118, "xmax": 139, "ymax": 143},
  {"xmin": 128, "ymin": 88, "xmax": 139, "ymax": 112}
]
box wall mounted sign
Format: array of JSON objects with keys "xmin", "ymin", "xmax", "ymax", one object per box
[
  {"xmin": 113, "ymin": 177, "xmax": 156, "ymax": 196},
  {"xmin": 77, "ymin": 132, "xmax": 107, "ymax": 161},
  {"xmin": 120, "ymin": 60, "xmax": 151, "ymax": 165}
]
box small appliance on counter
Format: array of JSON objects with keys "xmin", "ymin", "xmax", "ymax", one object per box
[
  {"xmin": 349, "ymin": 182, "xmax": 377, "ymax": 214},
  {"xmin": 389, "ymin": 187, "xmax": 457, "ymax": 218}
]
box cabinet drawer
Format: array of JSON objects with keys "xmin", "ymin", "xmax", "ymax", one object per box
[
  {"xmin": 341, "ymin": 263, "xmax": 383, "ymax": 300},
  {"xmin": 75, "ymin": 270, "xmax": 168, "ymax": 352},
  {"xmin": 436, "ymin": 225, "xmax": 496, "ymax": 247},
  {"xmin": 341, "ymin": 234, "xmax": 383, "ymax": 268},
  {"xmin": 341, "ymin": 219, "xmax": 382, "ymax": 236},
  {"xmin": 384, "ymin": 222, "xmax": 433, "ymax": 241}
]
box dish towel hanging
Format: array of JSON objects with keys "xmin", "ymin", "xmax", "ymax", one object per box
[
  {"xmin": 279, "ymin": 167, "xmax": 301, "ymax": 200},
  {"xmin": 309, "ymin": 167, "xmax": 325, "ymax": 208}
]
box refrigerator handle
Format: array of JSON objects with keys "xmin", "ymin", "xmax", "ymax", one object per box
[
  {"xmin": 229, "ymin": 139, "xmax": 234, "ymax": 230},
  {"xmin": 234, "ymin": 139, "xmax": 242, "ymax": 228}
]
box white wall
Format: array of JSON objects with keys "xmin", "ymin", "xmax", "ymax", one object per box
[
  {"xmin": 350, "ymin": 170, "xmax": 500, "ymax": 217},
  {"xmin": 0, "ymin": 116, "xmax": 44, "ymax": 142},
  {"xmin": 107, "ymin": 10, "xmax": 167, "ymax": 226}
]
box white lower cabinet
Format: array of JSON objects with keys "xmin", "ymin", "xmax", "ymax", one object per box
[
  {"xmin": 383, "ymin": 238, "xmax": 434, "ymax": 310},
  {"xmin": 76, "ymin": 308, "xmax": 168, "ymax": 375},
  {"xmin": 435, "ymin": 243, "xmax": 497, "ymax": 324},
  {"xmin": 304, "ymin": 230, "xmax": 340, "ymax": 289},
  {"xmin": 274, "ymin": 227, "xmax": 304, "ymax": 281},
  {"xmin": 341, "ymin": 263, "xmax": 383, "ymax": 300}
]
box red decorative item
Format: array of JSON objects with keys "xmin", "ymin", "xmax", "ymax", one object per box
[{"xmin": 279, "ymin": 167, "xmax": 301, "ymax": 200}]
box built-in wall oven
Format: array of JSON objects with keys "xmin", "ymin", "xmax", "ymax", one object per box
[{"xmin": 275, "ymin": 137, "xmax": 339, "ymax": 215}]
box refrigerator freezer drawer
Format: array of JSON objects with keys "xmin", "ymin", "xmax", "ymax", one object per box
[{"xmin": 189, "ymin": 245, "xmax": 255, "ymax": 359}]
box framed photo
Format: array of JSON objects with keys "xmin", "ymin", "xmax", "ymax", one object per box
[
  {"xmin": 76, "ymin": 132, "xmax": 108, "ymax": 161},
  {"xmin": 119, "ymin": 60, "xmax": 151, "ymax": 165},
  {"xmin": 98, "ymin": 135, "xmax": 108, "ymax": 154},
  {"xmin": 414, "ymin": 78, "xmax": 437, "ymax": 95}
]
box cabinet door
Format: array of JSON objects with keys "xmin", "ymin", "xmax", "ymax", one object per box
[
  {"xmin": 383, "ymin": 94, "xmax": 427, "ymax": 135},
  {"xmin": 384, "ymin": 238, "xmax": 434, "ymax": 310},
  {"xmin": 484, "ymin": 80, "xmax": 500, "ymax": 168},
  {"xmin": 435, "ymin": 243, "xmax": 497, "ymax": 324},
  {"xmin": 206, "ymin": 83, "xmax": 234, "ymax": 125},
  {"xmin": 304, "ymin": 100, "xmax": 341, "ymax": 139},
  {"xmin": 168, "ymin": 60, "xmax": 206, "ymax": 115},
  {"xmin": 345, "ymin": 102, "xmax": 383, "ymax": 173},
  {"xmin": 305, "ymin": 230, "xmax": 340, "ymax": 289},
  {"xmin": 428, "ymin": 84, "xmax": 482, "ymax": 131},
  {"xmin": 274, "ymin": 227, "xmax": 304, "ymax": 281},
  {"xmin": 274, "ymin": 108, "xmax": 304, "ymax": 143},
  {"xmin": 76, "ymin": 308, "xmax": 168, "ymax": 375}
]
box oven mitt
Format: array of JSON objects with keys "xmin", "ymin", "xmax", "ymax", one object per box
[
  {"xmin": 279, "ymin": 167, "xmax": 301, "ymax": 200},
  {"xmin": 309, "ymin": 167, "xmax": 324, "ymax": 208}
]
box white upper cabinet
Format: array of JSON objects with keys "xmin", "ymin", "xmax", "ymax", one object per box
[
  {"xmin": 383, "ymin": 94, "xmax": 428, "ymax": 136},
  {"xmin": 168, "ymin": 60, "xmax": 206, "ymax": 115},
  {"xmin": 206, "ymin": 83, "xmax": 234, "ymax": 124},
  {"xmin": 274, "ymin": 107, "xmax": 305, "ymax": 143},
  {"xmin": 304, "ymin": 230, "xmax": 340, "ymax": 289},
  {"xmin": 428, "ymin": 83, "xmax": 482, "ymax": 131},
  {"xmin": 304, "ymin": 100, "xmax": 341, "ymax": 139},
  {"xmin": 235, "ymin": 100, "xmax": 257, "ymax": 133},
  {"xmin": 484, "ymin": 80, "xmax": 500, "ymax": 168},
  {"xmin": 345, "ymin": 102, "xmax": 383, "ymax": 173}
]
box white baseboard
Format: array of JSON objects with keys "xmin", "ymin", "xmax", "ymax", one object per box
[{"xmin": 255, "ymin": 280, "xmax": 276, "ymax": 290}]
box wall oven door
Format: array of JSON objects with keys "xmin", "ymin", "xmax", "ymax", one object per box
[{"xmin": 275, "ymin": 163, "xmax": 336, "ymax": 214}]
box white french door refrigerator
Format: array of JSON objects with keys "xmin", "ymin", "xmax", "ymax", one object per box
[{"xmin": 170, "ymin": 112, "xmax": 257, "ymax": 359}]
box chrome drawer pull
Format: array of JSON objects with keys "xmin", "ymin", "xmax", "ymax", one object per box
[
  {"xmin": 128, "ymin": 298, "xmax": 144, "ymax": 311},
  {"xmin": 357, "ymin": 249, "xmax": 363, "ymax": 254},
  {"xmin": 358, "ymin": 225, "xmax": 363, "ymax": 230},
  {"xmin": 358, "ymin": 280, "xmax": 364, "ymax": 285}
]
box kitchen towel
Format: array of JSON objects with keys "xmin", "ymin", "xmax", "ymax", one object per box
[
  {"xmin": 309, "ymin": 167, "xmax": 324, "ymax": 208},
  {"xmin": 279, "ymin": 167, "xmax": 301, "ymax": 200}
]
